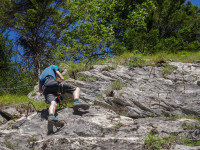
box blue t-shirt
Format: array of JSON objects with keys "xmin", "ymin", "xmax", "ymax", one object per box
[{"xmin": 39, "ymin": 65, "xmax": 60, "ymax": 86}]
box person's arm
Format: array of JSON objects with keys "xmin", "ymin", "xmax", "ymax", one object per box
[
  {"xmin": 56, "ymin": 71, "xmax": 64, "ymax": 81},
  {"xmin": 38, "ymin": 82, "xmax": 42, "ymax": 93}
]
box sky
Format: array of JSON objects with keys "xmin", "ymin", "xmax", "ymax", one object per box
[{"xmin": 189, "ymin": 0, "xmax": 200, "ymax": 6}]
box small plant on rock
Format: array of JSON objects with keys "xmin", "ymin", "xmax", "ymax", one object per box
[
  {"xmin": 31, "ymin": 92, "xmax": 37, "ymax": 96},
  {"xmin": 77, "ymin": 74, "xmax": 97, "ymax": 82},
  {"xmin": 113, "ymin": 122, "xmax": 123, "ymax": 134},
  {"xmin": 101, "ymin": 65, "xmax": 117, "ymax": 72},
  {"xmin": 161, "ymin": 65, "xmax": 178, "ymax": 78},
  {"xmin": 28, "ymin": 136, "xmax": 38, "ymax": 142},
  {"xmin": 5, "ymin": 141, "xmax": 16, "ymax": 149},
  {"xmin": 104, "ymin": 80, "xmax": 127, "ymax": 97},
  {"xmin": 181, "ymin": 122, "xmax": 198, "ymax": 130}
]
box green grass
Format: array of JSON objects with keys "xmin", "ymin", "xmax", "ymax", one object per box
[
  {"xmin": 28, "ymin": 136, "xmax": 38, "ymax": 142},
  {"xmin": 5, "ymin": 141, "xmax": 17, "ymax": 149},
  {"xmin": 111, "ymin": 80, "xmax": 127, "ymax": 90},
  {"xmin": 144, "ymin": 134, "xmax": 194, "ymax": 150},
  {"xmin": 161, "ymin": 65, "xmax": 178, "ymax": 78},
  {"xmin": 113, "ymin": 122, "xmax": 123, "ymax": 134},
  {"xmin": 59, "ymin": 61, "xmax": 94, "ymax": 79},
  {"xmin": 167, "ymin": 114, "xmax": 199, "ymax": 120},
  {"xmin": 101, "ymin": 65, "xmax": 117, "ymax": 71},
  {"xmin": 59, "ymin": 51, "xmax": 200, "ymax": 80},
  {"xmin": 104, "ymin": 80, "xmax": 127, "ymax": 96},
  {"xmin": 0, "ymin": 94, "xmax": 48, "ymax": 111},
  {"xmin": 0, "ymin": 94, "xmax": 31, "ymax": 107},
  {"xmin": 77, "ymin": 74, "xmax": 97, "ymax": 82}
]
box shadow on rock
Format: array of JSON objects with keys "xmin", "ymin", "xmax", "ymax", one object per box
[
  {"xmin": 40, "ymin": 108, "xmax": 64, "ymax": 120},
  {"xmin": 73, "ymin": 109, "xmax": 89, "ymax": 116}
]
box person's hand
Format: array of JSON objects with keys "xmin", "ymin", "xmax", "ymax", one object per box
[
  {"xmin": 60, "ymin": 77, "xmax": 64, "ymax": 82},
  {"xmin": 38, "ymin": 89, "xmax": 42, "ymax": 94}
]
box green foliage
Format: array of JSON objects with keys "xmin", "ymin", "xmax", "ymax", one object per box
[
  {"xmin": 144, "ymin": 133, "xmax": 200, "ymax": 150},
  {"xmin": 32, "ymin": 101, "xmax": 48, "ymax": 111},
  {"xmin": 144, "ymin": 134, "xmax": 163, "ymax": 150},
  {"xmin": 67, "ymin": 0, "xmax": 199, "ymax": 55},
  {"xmin": 101, "ymin": 65, "xmax": 117, "ymax": 72},
  {"xmin": 111, "ymin": 80, "xmax": 127, "ymax": 90},
  {"xmin": 0, "ymin": 94, "xmax": 48, "ymax": 111},
  {"xmin": 28, "ymin": 136, "xmax": 38, "ymax": 142},
  {"xmin": 109, "ymin": 52, "xmax": 148, "ymax": 67},
  {"xmin": 104, "ymin": 80, "xmax": 127, "ymax": 96},
  {"xmin": 166, "ymin": 114, "xmax": 200, "ymax": 121},
  {"xmin": 0, "ymin": 94, "xmax": 31, "ymax": 107},
  {"xmin": 0, "ymin": 32, "xmax": 13, "ymax": 77},
  {"xmin": 0, "ymin": 66, "xmax": 37, "ymax": 95},
  {"xmin": 60, "ymin": 61, "xmax": 93, "ymax": 79},
  {"xmin": 96, "ymin": 94, "xmax": 103, "ymax": 100},
  {"xmin": 144, "ymin": 134, "xmax": 190, "ymax": 150},
  {"xmin": 77, "ymin": 74, "xmax": 97, "ymax": 82},
  {"xmin": 5, "ymin": 141, "xmax": 17, "ymax": 150},
  {"xmin": 181, "ymin": 122, "xmax": 200, "ymax": 130},
  {"xmin": 161, "ymin": 65, "xmax": 178, "ymax": 78},
  {"xmin": 126, "ymin": 56, "xmax": 146, "ymax": 68},
  {"xmin": 0, "ymin": 0, "xmax": 75, "ymax": 77},
  {"xmin": 31, "ymin": 92, "xmax": 37, "ymax": 96}
]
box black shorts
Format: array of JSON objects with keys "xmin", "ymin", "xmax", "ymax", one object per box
[{"xmin": 42, "ymin": 79, "xmax": 76, "ymax": 104}]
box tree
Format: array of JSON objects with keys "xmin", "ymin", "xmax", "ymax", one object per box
[
  {"xmin": 62, "ymin": 0, "xmax": 199, "ymax": 55},
  {"xmin": 0, "ymin": 0, "xmax": 76, "ymax": 77},
  {"xmin": 0, "ymin": 30, "xmax": 13, "ymax": 78},
  {"xmin": 60, "ymin": 0, "xmax": 153, "ymax": 58}
]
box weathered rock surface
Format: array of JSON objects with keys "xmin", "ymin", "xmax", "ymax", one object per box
[
  {"xmin": 0, "ymin": 105, "xmax": 200, "ymax": 149},
  {"xmin": 1, "ymin": 62, "xmax": 200, "ymax": 149},
  {"xmin": 65, "ymin": 62, "xmax": 200, "ymax": 118}
]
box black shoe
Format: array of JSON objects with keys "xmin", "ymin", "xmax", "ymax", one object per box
[{"xmin": 48, "ymin": 115, "xmax": 64, "ymax": 128}]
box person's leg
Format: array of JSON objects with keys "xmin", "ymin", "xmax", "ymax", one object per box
[
  {"xmin": 49, "ymin": 100, "xmax": 57, "ymax": 115},
  {"xmin": 60, "ymin": 82, "xmax": 89, "ymax": 110},
  {"xmin": 73, "ymin": 87, "xmax": 80, "ymax": 100}
]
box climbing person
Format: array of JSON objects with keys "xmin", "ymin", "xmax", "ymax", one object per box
[{"xmin": 39, "ymin": 65, "xmax": 89, "ymax": 125}]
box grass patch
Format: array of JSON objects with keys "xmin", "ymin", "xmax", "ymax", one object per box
[
  {"xmin": 126, "ymin": 56, "xmax": 146, "ymax": 67},
  {"xmin": 59, "ymin": 61, "xmax": 94, "ymax": 79},
  {"xmin": 101, "ymin": 64, "xmax": 117, "ymax": 71},
  {"xmin": 0, "ymin": 94, "xmax": 49, "ymax": 111},
  {"xmin": 144, "ymin": 134, "xmax": 192, "ymax": 150},
  {"xmin": 59, "ymin": 51, "xmax": 200, "ymax": 80},
  {"xmin": 32, "ymin": 101, "xmax": 48, "ymax": 111},
  {"xmin": 0, "ymin": 94, "xmax": 31, "ymax": 107},
  {"xmin": 28, "ymin": 136, "xmax": 38, "ymax": 142},
  {"xmin": 96, "ymin": 94, "xmax": 103, "ymax": 99},
  {"xmin": 161, "ymin": 65, "xmax": 178, "ymax": 78},
  {"xmin": 111, "ymin": 80, "xmax": 127, "ymax": 90},
  {"xmin": 77, "ymin": 74, "xmax": 97, "ymax": 82},
  {"xmin": 104, "ymin": 80, "xmax": 127, "ymax": 96},
  {"xmin": 181, "ymin": 122, "xmax": 200, "ymax": 130},
  {"xmin": 113, "ymin": 122, "xmax": 123, "ymax": 134},
  {"xmin": 31, "ymin": 92, "xmax": 37, "ymax": 96},
  {"xmin": 5, "ymin": 141, "xmax": 17, "ymax": 149},
  {"xmin": 167, "ymin": 115, "xmax": 199, "ymax": 120}
]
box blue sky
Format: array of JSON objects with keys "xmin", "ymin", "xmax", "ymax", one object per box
[{"xmin": 189, "ymin": 0, "xmax": 200, "ymax": 6}]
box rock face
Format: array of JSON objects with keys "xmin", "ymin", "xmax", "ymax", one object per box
[
  {"xmin": 0, "ymin": 106, "xmax": 200, "ymax": 150},
  {"xmin": 1, "ymin": 62, "xmax": 200, "ymax": 149},
  {"xmin": 66, "ymin": 62, "xmax": 200, "ymax": 118}
]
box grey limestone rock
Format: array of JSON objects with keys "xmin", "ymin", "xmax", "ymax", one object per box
[{"xmin": 18, "ymin": 61, "xmax": 200, "ymax": 149}]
